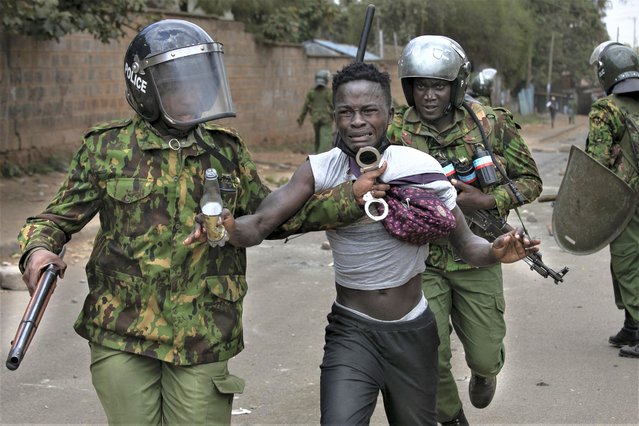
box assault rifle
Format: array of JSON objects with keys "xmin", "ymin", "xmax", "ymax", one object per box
[
  {"xmin": 466, "ymin": 210, "xmax": 569, "ymax": 284},
  {"xmin": 6, "ymin": 247, "xmax": 65, "ymax": 370}
]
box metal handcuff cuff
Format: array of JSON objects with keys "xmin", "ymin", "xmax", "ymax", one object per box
[{"xmin": 356, "ymin": 146, "xmax": 388, "ymax": 221}]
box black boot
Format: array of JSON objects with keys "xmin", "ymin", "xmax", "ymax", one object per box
[
  {"xmin": 619, "ymin": 343, "xmax": 639, "ymax": 358},
  {"xmin": 609, "ymin": 310, "xmax": 639, "ymax": 348},
  {"xmin": 441, "ymin": 408, "xmax": 469, "ymax": 426},
  {"xmin": 468, "ymin": 372, "xmax": 497, "ymax": 409}
]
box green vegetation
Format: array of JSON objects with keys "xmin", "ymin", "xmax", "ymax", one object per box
[{"xmin": 2, "ymin": 0, "xmax": 609, "ymax": 110}]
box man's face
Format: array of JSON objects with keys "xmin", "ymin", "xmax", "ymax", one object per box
[
  {"xmin": 412, "ymin": 78, "xmax": 452, "ymax": 125},
  {"xmin": 334, "ymin": 80, "xmax": 390, "ymax": 152},
  {"xmin": 159, "ymin": 83, "xmax": 201, "ymax": 123}
]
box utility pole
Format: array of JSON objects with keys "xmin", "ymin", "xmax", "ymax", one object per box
[{"xmin": 546, "ymin": 32, "xmax": 555, "ymax": 102}]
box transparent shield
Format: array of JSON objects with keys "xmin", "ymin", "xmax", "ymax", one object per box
[{"xmin": 151, "ymin": 51, "xmax": 234, "ymax": 128}]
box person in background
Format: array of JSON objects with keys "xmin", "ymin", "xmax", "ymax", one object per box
[
  {"xmin": 586, "ymin": 41, "xmax": 639, "ymax": 358},
  {"xmin": 298, "ymin": 69, "xmax": 334, "ymax": 153},
  {"xmin": 567, "ymin": 94, "xmax": 577, "ymax": 124},
  {"xmin": 387, "ymin": 35, "xmax": 542, "ymax": 425},
  {"xmin": 468, "ymin": 68, "xmax": 497, "ymax": 106},
  {"xmin": 17, "ymin": 19, "xmax": 378, "ymax": 425},
  {"xmin": 546, "ymin": 95, "xmax": 559, "ymax": 128}
]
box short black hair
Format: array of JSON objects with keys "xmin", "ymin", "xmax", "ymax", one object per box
[{"xmin": 332, "ymin": 62, "xmax": 392, "ymax": 108}]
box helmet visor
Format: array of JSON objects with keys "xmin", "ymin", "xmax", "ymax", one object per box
[{"xmin": 150, "ymin": 46, "xmax": 234, "ymax": 128}]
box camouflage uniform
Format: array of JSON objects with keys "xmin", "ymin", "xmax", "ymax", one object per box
[
  {"xmin": 298, "ymin": 87, "xmax": 334, "ymax": 153},
  {"xmin": 388, "ymin": 101, "xmax": 542, "ymax": 421},
  {"xmin": 18, "ymin": 115, "xmax": 364, "ymax": 367},
  {"xmin": 586, "ymin": 94, "xmax": 639, "ymax": 329}
]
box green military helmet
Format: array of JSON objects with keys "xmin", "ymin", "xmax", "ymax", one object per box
[
  {"xmin": 589, "ymin": 41, "xmax": 639, "ymax": 95},
  {"xmin": 469, "ymin": 68, "xmax": 497, "ymax": 98},
  {"xmin": 315, "ymin": 69, "xmax": 331, "ymax": 87},
  {"xmin": 398, "ymin": 35, "xmax": 471, "ymax": 108}
]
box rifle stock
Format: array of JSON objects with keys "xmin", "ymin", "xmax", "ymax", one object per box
[
  {"xmin": 6, "ymin": 248, "xmax": 65, "ymax": 371},
  {"xmin": 466, "ymin": 210, "xmax": 569, "ymax": 284}
]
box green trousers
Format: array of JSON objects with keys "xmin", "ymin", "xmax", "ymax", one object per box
[
  {"xmin": 422, "ymin": 264, "xmax": 506, "ymax": 423},
  {"xmin": 313, "ymin": 121, "xmax": 333, "ymax": 153},
  {"xmin": 90, "ymin": 343, "xmax": 245, "ymax": 425},
  {"xmin": 610, "ymin": 204, "xmax": 639, "ymax": 322}
]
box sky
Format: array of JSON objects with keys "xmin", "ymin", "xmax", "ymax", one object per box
[{"xmin": 603, "ymin": 0, "xmax": 638, "ymax": 47}]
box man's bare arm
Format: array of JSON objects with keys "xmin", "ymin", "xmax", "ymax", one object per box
[
  {"xmin": 184, "ymin": 161, "xmax": 389, "ymax": 248},
  {"xmin": 228, "ymin": 161, "xmax": 317, "ymax": 247},
  {"xmin": 448, "ymin": 206, "xmax": 539, "ymax": 266}
]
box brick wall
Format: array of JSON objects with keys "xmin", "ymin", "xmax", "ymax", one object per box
[{"xmin": 0, "ymin": 13, "xmax": 403, "ymax": 168}]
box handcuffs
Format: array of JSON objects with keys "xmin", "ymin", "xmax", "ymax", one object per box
[{"xmin": 356, "ymin": 146, "xmax": 388, "ymax": 222}]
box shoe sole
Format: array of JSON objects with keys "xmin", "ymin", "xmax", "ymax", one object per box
[
  {"xmin": 619, "ymin": 352, "xmax": 639, "ymax": 358},
  {"xmin": 608, "ymin": 339, "xmax": 639, "ymax": 348}
]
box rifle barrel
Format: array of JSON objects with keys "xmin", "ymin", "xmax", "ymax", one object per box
[{"xmin": 6, "ymin": 258, "xmax": 62, "ymax": 371}]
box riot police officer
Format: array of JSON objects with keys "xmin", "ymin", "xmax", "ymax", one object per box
[
  {"xmin": 298, "ymin": 69, "xmax": 334, "ymax": 153},
  {"xmin": 587, "ymin": 41, "xmax": 639, "ymax": 358},
  {"xmin": 468, "ymin": 68, "xmax": 497, "ymax": 106},
  {"xmin": 387, "ymin": 35, "xmax": 542, "ymax": 425},
  {"xmin": 17, "ymin": 19, "xmax": 366, "ymax": 425}
]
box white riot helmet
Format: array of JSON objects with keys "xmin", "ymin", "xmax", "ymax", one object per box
[{"xmin": 398, "ymin": 35, "xmax": 471, "ymax": 108}]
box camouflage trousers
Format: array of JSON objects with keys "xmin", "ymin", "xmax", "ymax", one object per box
[
  {"xmin": 89, "ymin": 343, "xmax": 245, "ymax": 425},
  {"xmin": 610, "ymin": 204, "xmax": 639, "ymax": 323},
  {"xmin": 422, "ymin": 264, "xmax": 506, "ymax": 423}
]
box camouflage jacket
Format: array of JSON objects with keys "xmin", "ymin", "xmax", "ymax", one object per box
[
  {"xmin": 586, "ymin": 94, "xmax": 639, "ymax": 193},
  {"xmin": 298, "ymin": 87, "xmax": 333, "ymax": 126},
  {"xmin": 387, "ymin": 102, "xmax": 542, "ymax": 271},
  {"xmin": 18, "ymin": 115, "xmax": 364, "ymax": 365}
]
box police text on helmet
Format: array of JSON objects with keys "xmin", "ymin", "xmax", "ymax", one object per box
[{"xmin": 125, "ymin": 62, "xmax": 147, "ymax": 93}]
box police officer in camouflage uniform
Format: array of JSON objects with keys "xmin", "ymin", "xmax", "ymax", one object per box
[
  {"xmin": 387, "ymin": 36, "xmax": 542, "ymax": 425},
  {"xmin": 468, "ymin": 68, "xmax": 497, "ymax": 106},
  {"xmin": 587, "ymin": 41, "xmax": 639, "ymax": 358},
  {"xmin": 298, "ymin": 69, "xmax": 334, "ymax": 153},
  {"xmin": 17, "ymin": 20, "xmax": 372, "ymax": 425}
]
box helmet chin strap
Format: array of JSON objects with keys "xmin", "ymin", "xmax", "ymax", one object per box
[
  {"xmin": 150, "ymin": 118, "xmax": 193, "ymax": 138},
  {"xmin": 443, "ymin": 102, "xmax": 454, "ymax": 116}
]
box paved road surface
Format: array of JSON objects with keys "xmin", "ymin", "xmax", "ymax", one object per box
[{"xmin": 1, "ymin": 117, "xmax": 638, "ymax": 425}]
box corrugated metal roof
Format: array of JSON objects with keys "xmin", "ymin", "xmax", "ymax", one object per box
[{"xmin": 302, "ymin": 39, "xmax": 380, "ymax": 61}]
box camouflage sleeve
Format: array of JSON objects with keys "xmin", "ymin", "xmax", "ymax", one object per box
[
  {"xmin": 268, "ymin": 180, "xmax": 365, "ymax": 240},
  {"xmin": 489, "ymin": 108, "xmax": 543, "ymax": 216},
  {"xmin": 585, "ymin": 97, "xmax": 625, "ymax": 168},
  {"xmin": 387, "ymin": 107, "xmax": 408, "ymax": 145},
  {"xmin": 18, "ymin": 142, "xmax": 102, "ymax": 265},
  {"xmin": 233, "ymin": 142, "xmax": 273, "ymax": 216}
]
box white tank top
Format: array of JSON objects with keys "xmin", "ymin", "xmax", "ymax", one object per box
[{"xmin": 309, "ymin": 146, "xmax": 456, "ymax": 290}]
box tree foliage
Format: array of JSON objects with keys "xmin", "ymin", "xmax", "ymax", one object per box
[
  {"xmin": 1, "ymin": 0, "xmax": 147, "ymax": 43},
  {"xmin": 2, "ymin": 0, "xmax": 612, "ymax": 93},
  {"xmin": 522, "ymin": 0, "xmax": 609, "ymax": 92}
]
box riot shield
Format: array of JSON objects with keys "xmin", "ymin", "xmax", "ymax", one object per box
[{"xmin": 552, "ymin": 145, "xmax": 638, "ymax": 255}]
